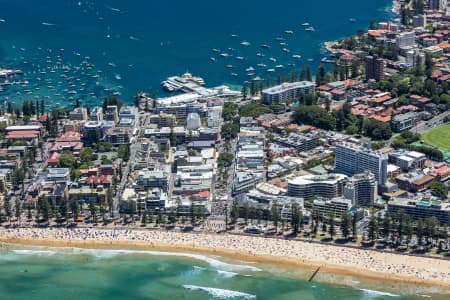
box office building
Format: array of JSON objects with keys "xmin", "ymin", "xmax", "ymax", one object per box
[
  {"xmin": 391, "ymin": 112, "xmax": 418, "ymax": 132},
  {"xmin": 288, "ymin": 174, "xmax": 347, "ymax": 201},
  {"xmin": 389, "ymin": 150, "xmax": 426, "ymax": 171},
  {"xmin": 335, "ymin": 143, "xmax": 388, "ymax": 186},
  {"xmin": 262, "ymin": 81, "xmax": 315, "ymax": 105},
  {"xmin": 343, "ymin": 172, "xmax": 378, "ymax": 207},
  {"xmin": 365, "ymin": 55, "xmax": 385, "ymax": 81}
]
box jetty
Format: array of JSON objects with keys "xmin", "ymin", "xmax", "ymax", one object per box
[{"xmin": 0, "ymin": 69, "xmax": 23, "ymax": 78}]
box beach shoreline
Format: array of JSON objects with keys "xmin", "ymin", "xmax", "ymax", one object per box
[{"xmin": 1, "ymin": 227, "xmax": 450, "ymax": 292}]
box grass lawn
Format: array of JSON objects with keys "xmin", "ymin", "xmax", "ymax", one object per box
[{"xmin": 421, "ymin": 124, "xmax": 450, "ymax": 151}]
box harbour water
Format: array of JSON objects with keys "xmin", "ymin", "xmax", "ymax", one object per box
[
  {"xmin": 0, "ymin": 245, "xmax": 448, "ymax": 300},
  {"xmin": 0, "ymin": 0, "xmax": 394, "ymax": 110}
]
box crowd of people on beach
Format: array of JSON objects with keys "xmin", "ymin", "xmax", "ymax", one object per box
[{"xmin": 1, "ymin": 226, "xmax": 450, "ymax": 286}]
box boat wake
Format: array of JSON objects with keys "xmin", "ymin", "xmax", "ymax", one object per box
[
  {"xmin": 183, "ymin": 285, "xmax": 256, "ymax": 299},
  {"xmin": 41, "ymin": 22, "xmax": 57, "ymax": 26}
]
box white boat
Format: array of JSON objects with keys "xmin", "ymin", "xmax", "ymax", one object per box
[
  {"xmin": 231, "ymin": 73, "xmax": 238, "ymax": 77},
  {"xmin": 305, "ymin": 27, "xmax": 315, "ymax": 32},
  {"xmin": 349, "ymin": 18, "xmax": 357, "ymax": 23},
  {"xmin": 260, "ymin": 44, "xmax": 270, "ymax": 49},
  {"xmin": 269, "ymin": 57, "xmax": 277, "ymax": 62},
  {"xmin": 301, "ymin": 22, "xmax": 310, "ymax": 26},
  {"xmin": 275, "ymin": 64, "xmax": 284, "ymax": 68},
  {"xmin": 230, "ymin": 34, "xmax": 239, "ymax": 38},
  {"xmin": 284, "ymin": 30, "xmax": 294, "ymax": 34},
  {"xmin": 212, "ymin": 48, "xmax": 220, "ymax": 53},
  {"xmin": 292, "ymin": 54, "xmax": 301, "ymax": 59},
  {"xmin": 245, "ymin": 67, "xmax": 255, "ymax": 72},
  {"xmin": 226, "ymin": 64, "xmax": 234, "ymax": 68},
  {"xmin": 235, "ymin": 56, "xmax": 244, "ymax": 60},
  {"xmin": 282, "ymin": 48, "xmax": 290, "ymax": 53},
  {"xmin": 0, "ymin": 19, "xmax": 6, "ymax": 23},
  {"xmin": 220, "ymin": 53, "xmax": 230, "ymax": 58},
  {"xmin": 257, "ymin": 63, "xmax": 267, "ymax": 68},
  {"xmin": 267, "ymin": 69, "xmax": 275, "ymax": 72},
  {"xmin": 307, "ymin": 58, "xmax": 314, "ymax": 62},
  {"xmin": 275, "ymin": 37, "xmax": 284, "ymax": 41},
  {"xmin": 247, "ymin": 73, "xmax": 255, "ymax": 76},
  {"xmin": 115, "ymin": 74, "xmax": 122, "ymax": 80},
  {"xmin": 210, "ymin": 57, "xmax": 217, "ymax": 62},
  {"xmin": 256, "ymin": 52, "xmax": 265, "ymax": 57},
  {"xmin": 241, "ymin": 41, "xmax": 251, "ymax": 47}
]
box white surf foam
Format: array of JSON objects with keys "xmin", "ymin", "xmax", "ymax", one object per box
[
  {"xmin": 183, "ymin": 285, "xmax": 256, "ymax": 299},
  {"xmin": 63, "ymin": 248, "xmax": 261, "ymax": 272},
  {"xmin": 360, "ymin": 288, "xmax": 400, "ymax": 297},
  {"xmin": 12, "ymin": 250, "xmax": 58, "ymax": 256},
  {"xmin": 217, "ymin": 270, "xmax": 239, "ymax": 278}
]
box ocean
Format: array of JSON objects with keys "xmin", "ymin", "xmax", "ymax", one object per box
[
  {"xmin": 0, "ymin": 0, "xmax": 394, "ymax": 110},
  {"xmin": 0, "ymin": 245, "xmax": 448, "ymax": 300}
]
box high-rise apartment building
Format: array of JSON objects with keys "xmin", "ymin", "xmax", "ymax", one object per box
[{"xmin": 335, "ymin": 143, "xmax": 388, "ymax": 186}]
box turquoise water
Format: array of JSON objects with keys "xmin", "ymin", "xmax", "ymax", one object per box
[
  {"xmin": 0, "ymin": 246, "xmax": 448, "ymax": 300},
  {"xmin": 0, "ymin": 0, "xmax": 393, "ymax": 110}
]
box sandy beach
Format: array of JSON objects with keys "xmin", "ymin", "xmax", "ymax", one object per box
[{"xmin": 1, "ymin": 227, "xmax": 450, "ymax": 290}]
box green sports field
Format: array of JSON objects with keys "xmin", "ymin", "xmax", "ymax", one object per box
[{"xmin": 421, "ymin": 124, "xmax": 450, "ymax": 151}]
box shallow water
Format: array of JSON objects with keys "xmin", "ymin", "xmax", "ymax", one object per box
[{"xmin": 0, "ymin": 245, "xmax": 448, "ymax": 300}]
